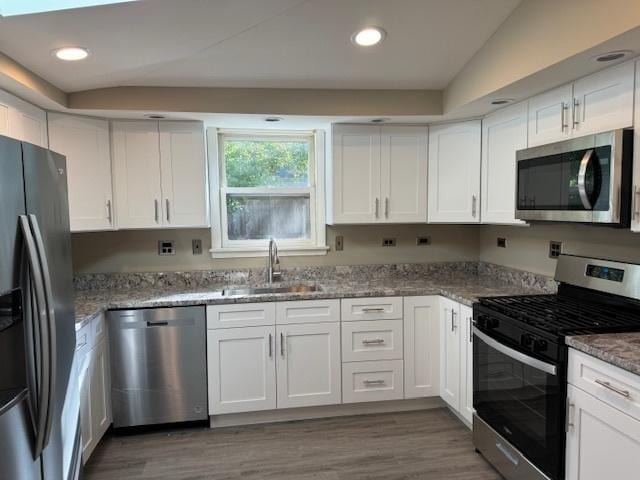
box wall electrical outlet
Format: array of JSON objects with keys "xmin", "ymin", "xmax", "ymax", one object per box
[
  {"xmin": 416, "ymin": 236, "xmax": 432, "ymax": 246},
  {"xmin": 192, "ymin": 239, "xmax": 202, "ymax": 255},
  {"xmin": 497, "ymin": 237, "xmax": 507, "ymax": 248},
  {"xmin": 158, "ymin": 240, "xmax": 175, "ymax": 256},
  {"xmin": 335, "ymin": 235, "xmax": 344, "ymax": 251},
  {"xmin": 382, "ymin": 238, "xmax": 397, "ymax": 247},
  {"xmin": 549, "ymin": 241, "xmax": 563, "ymax": 259}
]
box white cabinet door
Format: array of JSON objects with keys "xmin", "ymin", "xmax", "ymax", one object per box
[
  {"xmin": 380, "ymin": 126, "xmax": 428, "ymax": 223},
  {"xmin": 0, "ymin": 90, "xmax": 48, "ymax": 147},
  {"xmin": 481, "ymin": 102, "xmax": 528, "ymax": 225},
  {"xmin": 0, "ymin": 95, "xmax": 9, "ymax": 136},
  {"xmin": 330, "ymin": 125, "xmax": 381, "ymax": 223},
  {"xmin": 572, "ymin": 61, "xmax": 635, "ymax": 136},
  {"xmin": 439, "ymin": 297, "xmax": 461, "ymax": 410},
  {"xmin": 428, "ymin": 121, "xmax": 481, "ymax": 223},
  {"xmin": 632, "ymin": 59, "xmax": 640, "ymax": 232},
  {"xmin": 159, "ymin": 121, "xmax": 208, "ymax": 228},
  {"xmin": 566, "ymin": 384, "xmax": 640, "ymax": 480},
  {"xmin": 77, "ymin": 345, "xmax": 93, "ymax": 462},
  {"xmin": 403, "ymin": 296, "xmax": 440, "ymax": 398},
  {"xmin": 89, "ymin": 338, "xmax": 111, "ymax": 448},
  {"xmin": 459, "ymin": 304, "xmax": 474, "ymax": 424},
  {"xmin": 111, "ymin": 121, "xmax": 163, "ymax": 228},
  {"xmin": 208, "ymin": 327, "xmax": 276, "ymax": 414},
  {"xmin": 276, "ymin": 323, "xmax": 341, "ymax": 409},
  {"xmin": 527, "ymin": 84, "xmax": 573, "ymax": 147},
  {"xmin": 48, "ymin": 113, "xmax": 114, "ymax": 232}
]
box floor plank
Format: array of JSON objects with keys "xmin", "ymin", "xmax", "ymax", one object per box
[{"xmin": 84, "ymin": 408, "xmax": 501, "ymax": 480}]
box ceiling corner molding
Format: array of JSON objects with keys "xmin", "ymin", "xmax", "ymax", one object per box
[
  {"xmin": 67, "ymin": 86, "xmax": 443, "ymax": 116},
  {"xmin": 0, "ymin": 51, "xmax": 67, "ymax": 108}
]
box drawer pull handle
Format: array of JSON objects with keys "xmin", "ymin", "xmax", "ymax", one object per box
[
  {"xmin": 147, "ymin": 321, "xmax": 169, "ymax": 327},
  {"xmin": 362, "ymin": 339, "xmax": 385, "ymax": 345},
  {"xmin": 362, "ymin": 307, "xmax": 385, "ymax": 313},
  {"xmin": 363, "ymin": 379, "xmax": 386, "ymax": 386},
  {"xmin": 595, "ymin": 379, "xmax": 630, "ymax": 398}
]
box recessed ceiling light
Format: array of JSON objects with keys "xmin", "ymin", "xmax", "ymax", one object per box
[
  {"xmin": 352, "ymin": 27, "xmax": 386, "ymax": 47},
  {"xmin": 144, "ymin": 114, "xmax": 166, "ymax": 119},
  {"xmin": 371, "ymin": 118, "xmax": 391, "ymax": 123},
  {"xmin": 490, "ymin": 98, "xmax": 513, "ymax": 106},
  {"xmin": 593, "ymin": 50, "xmax": 632, "ymax": 62},
  {"xmin": 264, "ymin": 117, "xmax": 283, "ymax": 122},
  {"xmin": 52, "ymin": 46, "xmax": 90, "ymax": 61}
]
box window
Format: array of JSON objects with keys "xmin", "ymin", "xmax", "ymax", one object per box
[{"xmin": 209, "ymin": 129, "xmax": 327, "ymax": 257}]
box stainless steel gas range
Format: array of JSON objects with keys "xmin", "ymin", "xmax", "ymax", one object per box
[{"xmin": 472, "ymin": 254, "xmax": 640, "ymax": 480}]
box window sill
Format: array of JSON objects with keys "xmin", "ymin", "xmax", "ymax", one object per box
[{"xmin": 210, "ymin": 245, "xmax": 329, "ymax": 259}]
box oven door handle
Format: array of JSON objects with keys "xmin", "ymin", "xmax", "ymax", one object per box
[
  {"xmin": 577, "ymin": 149, "xmax": 594, "ymax": 210},
  {"xmin": 473, "ymin": 327, "xmax": 557, "ymax": 376}
]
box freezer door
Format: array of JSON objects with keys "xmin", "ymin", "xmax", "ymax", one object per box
[
  {"xmin": 22, "ymin": 143, "xmax": 77, "ymax": 480},
  {"xmin": 0, "ymin": 391, "xmax": 42, "ymax": 480}
]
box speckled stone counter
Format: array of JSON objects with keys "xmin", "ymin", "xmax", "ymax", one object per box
[
  {"xmin": 74, "ymin": 262, "xmax": 556, "ymax": 331},
  {"xmin": 567, "ymin": 333, "xmax": 640, "ymax": 376}
]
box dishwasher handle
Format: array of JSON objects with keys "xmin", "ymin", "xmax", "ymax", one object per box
[{"xmin": 147, "ymin": 321, "xmax": 169, "ymax": 327}]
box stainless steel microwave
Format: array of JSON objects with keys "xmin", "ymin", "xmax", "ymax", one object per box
[{"xmin": 515, "ymin": 129, "xmax": 634, "ymax": 226}]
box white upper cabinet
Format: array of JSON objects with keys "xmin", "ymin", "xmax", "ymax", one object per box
[
  {"xmin": 572, "ymin": 61, "xmax": 635, "ymax": 136},
  {"xmin": 0, "ymin": 89, "xmax": 47, "ymax": 147},
  {"xmin": 527, "ymin": 61, "xmax": 635, "ymax": 147},
  {"xmin": 527, "ymin": 84, "xmax": 573, "ymax": 147},
  {"xmin": 380, "ymin": 126, "xmax": 428, "ymax": 222},
  {"xmin": 330, "ymin": 125, "xmax": 381, "ymax": 223},
  {"xmin": 481, "ymin": 102, "xmax": 528, "ymax": 225},
  {"xmin": 159, "ymin": 121, "xmax": 208, "ymax": 228},
  {"xmin": 48, "ymin": 113, "xmax": 114, "ymax": 232},
  {"xmin": 112, "ymin": 120, "xmax": 208, "ymax": 229},
  {"xmin": 329, "ymin": 125, "xmax": 427, "ymax": 224},
  {"xmin": 428, "ymin": 121, "xmax": 481, "ymax": 223},
  {"xmin": 112, "ymin": 121, "xmax": 163, "ymax": 228},
  {"xmin": 633, "ymin": 59, "xmax": 640, "ymax": 233}
]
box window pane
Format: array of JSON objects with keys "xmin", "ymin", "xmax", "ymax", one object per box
[
  {"xmin": 224, "ymin": 139, "xmax": 310, "ymax": 187},
  {"xmin": 226, "ymin": 195, "xmax": 310, "ymax": 240}
]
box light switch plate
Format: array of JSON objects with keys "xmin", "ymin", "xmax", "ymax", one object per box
[
  {"xmin": 192, "ymin": 239, "xmax": 202, "ymax": 255},
  {"xmin": 335, "ymin": 235, "xmax": 344, "ymax": 251}
]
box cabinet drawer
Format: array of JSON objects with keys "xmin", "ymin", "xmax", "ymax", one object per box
[
  {"xmin": 76, "ymin": 320, "xmax": 94, "ymax": 354},
  {"xmin": 342, "ymin": 360, "xmax": 404, "ymax": 403},
  {"xmin": 91, "ymin": 312, "xmax": 107, "ymax": 345},
  {"xmin": 341, "ymin": 297, "xmax": 402, "ymax": 321},
  {"xmin": 342, "ymin": 320, "xmax": 403, "ymax": 362},
  {"xmin": 207, "ymin": 303, "xmax": 276, "ymax": 329},
  {"xmin": 568, "ymin": 349, "xmax": 640, "ymax": 421},
  {"xmin": 276, "ymin": 299, "xmax": 340, "ymax": 325}
]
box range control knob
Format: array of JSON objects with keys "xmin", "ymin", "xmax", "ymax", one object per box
[
  {"xmin": 533, "ymin": 339, "xmax": 548, "ymax": 353},
  {"xmin": 520, "ymin": 334, "xmax": 534, "ymax": 348}
]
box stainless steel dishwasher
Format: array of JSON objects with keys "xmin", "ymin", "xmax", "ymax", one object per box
[{"xmin": 108, "ymin": 306, "xmax": 207, "ymax": 428}]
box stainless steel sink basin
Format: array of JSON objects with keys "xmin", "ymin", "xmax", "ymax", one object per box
[{"xmin": 220, "ymin": 284, "xmax": 322, "ymax": 296}]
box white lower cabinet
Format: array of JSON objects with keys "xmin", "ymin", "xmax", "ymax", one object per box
[
  {"xmin": 566, "ymin": 349, "xmax": 640, "ymax": 479},
  {"xmin": 77, "ymin": 313, "xmax": 112, "ymax": 463},
  {"xmin": 276, "ymin": 323, "xmax": 341, "ymax": 408},
  {"xmin": 403, "ymin": 296, "xmax": 440, "ymax": 398},
  {"xmin": 439, "ymin": 297, "xmax": 474, "ymax": 424},
  {"xmin": 566, "ymin": 384, "xmax": 640, "ymax": 480},
  {"xmin": 342, "ymin": 360, "xmax": 404, "ymax": 403},
  {"xmin": 207, "ymin": 326, "xmax": 277, "ymax": 414}
]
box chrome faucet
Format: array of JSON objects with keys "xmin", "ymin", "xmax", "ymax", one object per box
[{"xmin": 267, "ymin": 238, "xmax": 282, "ymax": 284}]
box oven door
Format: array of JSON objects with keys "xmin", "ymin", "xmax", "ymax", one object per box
[
  {"xmin": 473, "ymin": 327, "xmax": 565, "ymax": 480},
  {"xmin": 515, "ymin": 130, "xmax": 629, "ymax": 225}
]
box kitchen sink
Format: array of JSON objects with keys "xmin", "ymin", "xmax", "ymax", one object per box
[{"xmin": 220, "ymin": 284, "xmax": 323, "ymax": 296}]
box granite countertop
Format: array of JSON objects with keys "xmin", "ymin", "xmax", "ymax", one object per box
[
  {"xmin": 567, "ymin": 333, "xmax": 640, "ymax": 376},
  {"xmin": 74, "ymin": 270, "xmax": 549, "ymax": 331}
]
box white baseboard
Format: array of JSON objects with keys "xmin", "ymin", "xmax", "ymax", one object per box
[{"xmin": 209, "ymin": 397, "xmax": 444, "ymax": 428}]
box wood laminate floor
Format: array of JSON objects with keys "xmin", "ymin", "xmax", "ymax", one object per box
[{"xmin": 84, "ymin": 408, "xmax": 501, "ymax": 480}]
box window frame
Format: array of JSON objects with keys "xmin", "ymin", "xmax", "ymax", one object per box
[{"xmin": 208, "ymin": 128, "xmax": 328, "ymax": 258}]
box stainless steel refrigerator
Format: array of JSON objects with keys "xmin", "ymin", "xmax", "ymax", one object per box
[{"xmin": 0, "ymin": 135, "xmax": 81, "ymax": 480}]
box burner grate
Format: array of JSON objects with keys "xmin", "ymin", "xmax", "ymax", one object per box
[{"xmin": 479, "ymin": 295, "xmax": 640, "ymax": 336}]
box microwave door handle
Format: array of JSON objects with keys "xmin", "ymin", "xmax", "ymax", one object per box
[
  {"xmin": 578, "ymin": 149, "xmax": 594, "ymax": 210},
  {"xmin": 473, "ymin": 327, "xmax": 557, "ymax": 376}
]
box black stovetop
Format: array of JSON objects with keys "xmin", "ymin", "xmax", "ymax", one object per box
[{"xmin": 479, "ymin": 285, "xmax": 640, "ymax": 337}]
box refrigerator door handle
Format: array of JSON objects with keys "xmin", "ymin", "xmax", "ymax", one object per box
[
  {"xmin": 19, "ymin": 215, "xmax": 51, "ymax": 459},
  {"xmin": 28, "ymin": 214, "xmax": 57, "ymax": 452}
]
